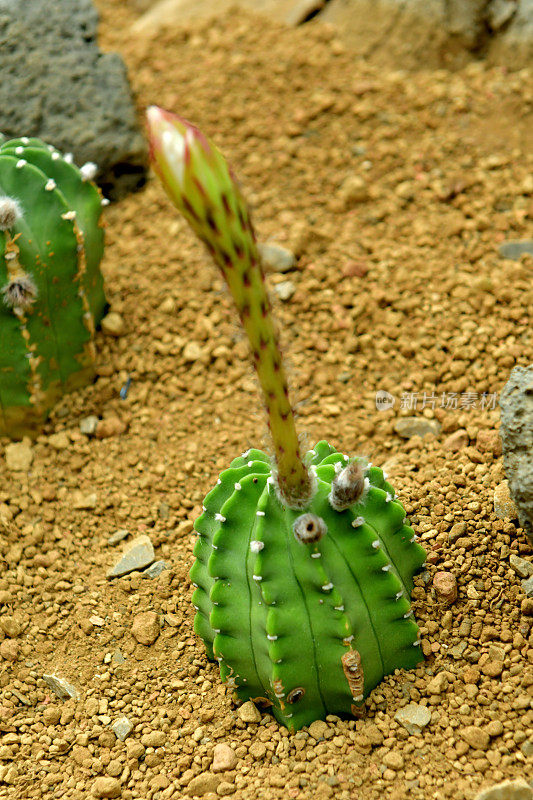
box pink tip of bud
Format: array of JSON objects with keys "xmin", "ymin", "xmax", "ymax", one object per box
[{"xmin": 146, "ymin": 106, "xmax": 211, "ymax": 171}]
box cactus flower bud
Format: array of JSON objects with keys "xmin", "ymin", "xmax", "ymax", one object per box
[{"xmin": 147, "ymin": 105, "xmax": 314, "ymax": 509}]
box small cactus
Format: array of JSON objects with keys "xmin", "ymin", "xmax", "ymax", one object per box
[
  {"xmin": 0, "ymin": 136, "xmax": 107, "ymax": 437},
  {"xmin": 147, "ymin": 107, "xmax": 426, "ymax": 731}
]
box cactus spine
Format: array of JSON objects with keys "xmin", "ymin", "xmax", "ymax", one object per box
[
  {"xmin": 147, "ymin": 107, "xmax": 426, "ymax": 731},
  {"xmin": 0, "ymin": 137, "xmax": 106, "ymax": 437}
]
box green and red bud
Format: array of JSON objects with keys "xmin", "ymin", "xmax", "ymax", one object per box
[{"xmin": 146, "ymin": 105, "xmax": 314, "ymax": 508}]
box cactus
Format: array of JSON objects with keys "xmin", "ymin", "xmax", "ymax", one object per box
[
  {"xmin": 147, "ymin": 106, "xmax": 426, "ymax": 731},
  {"xmin": 0, "ymin": 136, "xmax": 107, "ymax": 438}
]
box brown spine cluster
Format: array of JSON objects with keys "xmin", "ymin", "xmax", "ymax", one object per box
[{"xmin": 329, "ymin": 462, "xmax": 366, "ymax": 511}]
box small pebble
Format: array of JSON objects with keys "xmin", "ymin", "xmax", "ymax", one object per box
[
  {"xmin": 308, "ymin": 719, "xmax": 329, "ymax": 740},
  {"xmin": 426, "ymin": 672, "xmax": 448, "ymax": 695},
  {"xmin": 237, "ymin": 701, "xmax": 261, "ymax": 723},
  {"xmin": 140, "ymin": 730, "xmax": 166, "ymax": 747},
  {"xmin": 486, "ymin": 719, "xmax": 504, "ymax": 737},
  {"xmin": 43, "ymin": 706, "xmax": 61, "ymax": 725},
  {"xmin": 95, "ymin": 417, "xmax": 127, "ymax": 439},
  {"xmin": 107, "ymin": 529, "xmax": 129, "ymax": 546},
  {"xmin": 72, "ymin": 491, "xmax": 98, "ymax": 510},
  {"xmin": 0, "ymin": 640, "xmax": 19, "ymax": 662},
  {"xmin": 101, "ymin": 311, "xmax": 125, "ymax": 337},
  {"xmin": 217, "ymin": 780, "xmax": 236, "ymax": 797},
  {"xmin": 459, "ymin": 725, "xmax": 490, "ymax": 750},
  {"xmin": 273, "ymin": 280, "xmax": 295, "ymax": 301},
  {"xmin": 498, "ymin": 239, "xmax": 533, "ymax": 260},
  {"xmin": 258, "ymin": 242, "xmax": 296, "ymax": 272},
  {"xmin": 48, "ymin": 431, "xmax": 70, "ymax": 450},
  {"xmin": 382, "ymin": 751, "xmax": 404, "ymax": 770},
  {"xmin": 4, "ymin": 441, "xmax": 33, "ymax": 471},
  {"xmin": 394, "ymin": 417, "xmax": 441, "ymax": 438},
  {"xmin": 131, "ymin": 611, "xmax": 160, "ymax": 645},
  {"xmin": 92, "ymin": 776, "xmax": 122, "ymax": 798},
  {"xmin": 509, "ymin": 554, "xmax": 533, "ymax": 579},
  {"xmin": 183, "ymin": 341, "xmax": 203, "ymax": 362},
  {"xmin": 338, "ymin": 174, "xmax": 368, "ymax": 208},
  {"xmin": 443, "ymin": 429, "xmax": 469, "ymax": 451},
  {"xmin": 394, "ymin": 704, "xmax": 431, "ymax": 735},
  {"xmin": 187, "ymin": 772, "xmax": 221, "ymax": 797},
  {"xmin": 248, "ymin": 741, "xmax": 267, "ymax": 759},
  {"xmin": 111, "ymin": 716, "xmax": 133, "ymax": 741},
  {"xmin": 433, "ymin": 571, "xmax": 458, "ymax": 604},
  {"xmin": 80, "ymin": 415, "xmax": 99, "ymax": 436},
  {"xmin": 493, "ymin": 481, "xmax": 518, "ymax": 520},
  {"xmin": 212, "ymin": 743, "xmax": 238, "ymax": 772}
]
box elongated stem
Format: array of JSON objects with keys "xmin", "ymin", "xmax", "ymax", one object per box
[{"xmin": 146, "ymin": 106, "xmax": 313, "ymax": 508}]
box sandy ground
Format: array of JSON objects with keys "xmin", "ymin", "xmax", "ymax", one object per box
[{"xmin": 0, "ymin": 2, "xmax": 532, "ymax": 799}]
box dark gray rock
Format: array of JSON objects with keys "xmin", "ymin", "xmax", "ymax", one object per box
[
  {"xmin": 0, "ymin": 0, "xmax": 147, "ymax": 200},
  {"xmin": 500, "ymin": 365, "xmax": 533, "ymax": 545},
  {"xmin": 141, "ymin": 560, "xmax": 169, "ymax": 579}
]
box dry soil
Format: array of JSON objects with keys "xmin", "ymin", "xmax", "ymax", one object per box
[{"xmin": 0, "ymin": 2, "xmax": 532, "ymax": 800}]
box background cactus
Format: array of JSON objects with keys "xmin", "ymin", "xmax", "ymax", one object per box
[
  {"xmin": 0, "ymin": 136, "xmax": 107, "ymax": 438},
  {"xmin": 147, "ymin": 106, "xmax": 426, "ymax": 731}
]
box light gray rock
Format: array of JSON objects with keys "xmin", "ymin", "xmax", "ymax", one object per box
[
  {"xmin": 509, "ymin": 553, "xmax": 533, "ymax": 579},
  {"xmin": 394, "ymin": 703, "xmax": 431, "ymax": 735},
  {"xmin": 473, "ymin": 779, "xmax": 533, "ymax": 800},
  {"xmin": 522, "ymin": 575, "xmax": 533, "ymax": 598},
  {"xmin": 141, "ymin": 560, "xmax": 169, "ymax": 579},
  {"xmin": 498, "ymin": 239, "xmax": 533, "ymax": 260},
  {"xmin": 80, "ymin": 416, "xmax": 99, "ymax": 436},
  {"xmin": 258, "ymin": 242, "xmax": 297, "ymax": 273},
  {"xmin": 500, "ymin": 365, "xmax": 533, "ymax": 545},
  {"xmin": 107, "ymin": 534, "xmax": 155, "ymax": 579},
  {"xmin": 274, "ymin": 281, "xmax": 296, "ymax": 301},
  {"xmin": 43, "ymin": 673, "xmax": 79, "ymax": 700},
  {"xmin": 0, "ymin": 0, "xmax": 147, "ymax": 200},
  {"xmin": 112, "ymin": 716, "xmax": 133, "ymax": 741},
  {"xmin": 394, "ymin": 417, "xmax": 441, "ymax": 439}
]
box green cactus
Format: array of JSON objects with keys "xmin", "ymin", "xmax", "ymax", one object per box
[
  {"xmin": 0, "ymin": 136, "xmax": 107, "ymax": 438},
  {"xmin": 147, "ymin": 107, "xmax": 426, "ymax": 731}
]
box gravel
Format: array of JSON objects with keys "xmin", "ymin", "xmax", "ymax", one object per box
[{"xmin": 0, "ymin": 3, "xmax": 531, "ymax": 799}]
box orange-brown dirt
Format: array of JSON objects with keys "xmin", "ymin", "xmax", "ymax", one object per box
[{"xmin": 0, "ymin": 2, "xmax": 532, "ymax": 799}]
